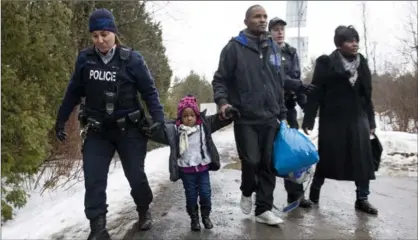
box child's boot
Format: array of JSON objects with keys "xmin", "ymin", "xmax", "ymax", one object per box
[
  {"xmin": 200, "ymin": 206, "xmax": 213, "ymax": 229},
  {"xmin": 187, "ymin": 206, "xmax": 201, "ymax": 231}
]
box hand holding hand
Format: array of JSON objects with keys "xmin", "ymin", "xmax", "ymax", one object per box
[
  {"xmin": 220, "ymin": 104, "xmax": 233, "ymax": 119},
  {"xmin": 300, "ymin": 83, "xmax": 317, "ymax": 94},
  {"xmin": 224, "ymin": 106, "xmax": 241, "ymax": 120},
  {"xmin": 143, "ymin": 121, "xmax": 163, "ymax": 135}
]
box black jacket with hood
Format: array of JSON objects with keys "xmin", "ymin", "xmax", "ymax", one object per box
[{"xmin": 212, "ymin": 30, "xmax": 287, "ymax": 124}]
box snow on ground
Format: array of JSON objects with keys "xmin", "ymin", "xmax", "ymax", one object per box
[
  {"xmin": 373, "ymin": 130, "xmax": 418, "ymax": 177},
  {"xmin": 2, "ymin": 117, "xmax": 417, "ymax": 239},
  {"xmin": 2, "ymin": 147, "xmax": 171, "ymax": 240},
  {"xmin": 212, "ymin": 125, "xmax": 238, "ymax": 168},
  {"xmin": 373, "ymin": 113, "xmax": 417, "ymax": 177},
  {"xmin": 304, "ymin": 116, "xmax": 418, "ymax": 177},
  {"xmin": 376, "ymin": 112, "xmax": 417, "ymax": 133}
]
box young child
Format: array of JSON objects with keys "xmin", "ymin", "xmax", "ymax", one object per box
[{"xmin": 147, "ymin": 95, "xmax": 237, "ymax": 231}]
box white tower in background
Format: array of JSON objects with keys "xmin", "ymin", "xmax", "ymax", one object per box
[{"xmin": 285, "ymin": 1, "xmax": 309, "ymax": 78}]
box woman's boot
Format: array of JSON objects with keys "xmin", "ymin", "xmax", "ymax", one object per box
[
  {"xmin": 355, "ymin": 200, "xmax": 378, "ymax": 215},
  {"xmin": 187, "ymin": 206, "xmax": 201, "ymax": 231}
]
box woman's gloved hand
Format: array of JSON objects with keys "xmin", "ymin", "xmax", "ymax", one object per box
[{"xmin": 55, "ymin": 122, "xmax": 67, "ymax": 142}]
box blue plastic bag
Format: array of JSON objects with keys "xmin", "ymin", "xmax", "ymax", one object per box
[{"xmin": 273, "ymin": 121, "xmax": 319, "ymax": 176}]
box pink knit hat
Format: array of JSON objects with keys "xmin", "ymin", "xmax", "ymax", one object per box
[{"xmin": 176, "ymin": 95, "xmax": 202, "ymax": 126}]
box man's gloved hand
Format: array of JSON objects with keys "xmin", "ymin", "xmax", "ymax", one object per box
[
  {"xmin": 219, "ymin": 104, "xmax": 233, "ymax": 119},
  {"xmin": 55, "ymin": 122, "xmax": 67, "ymax": 142},
  {"xmin": 224, "ymin": 106, "xmax": 241, "ymax": 120},
  {"xmin": 299, "ymin": 83, "xmax": 317, "ymax": 94}
]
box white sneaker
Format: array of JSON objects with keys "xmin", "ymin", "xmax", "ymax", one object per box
[
  {"xmin": 255, "ymin": 211, "xmax": 283, "ymax": 225},
  {"xmin": 240, "ymin": 194, "xmax": 253, "ymax": 215}
]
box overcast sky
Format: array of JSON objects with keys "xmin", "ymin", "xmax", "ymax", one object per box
[{"xmin": 147, "ymin": 1, "xmax": 415, "ymax": 80}]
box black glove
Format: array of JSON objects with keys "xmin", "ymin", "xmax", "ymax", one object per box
[
  {"xmin": 299, "ymin": 83, "xmax": 317, "ymax": 94},
  {"xmin": 55, "ymin": 122, "xmax": 67, "ymax": 142},
  {"xmin": 224, "ymin": 107, "xmax": 241, "ymax": 120},
  {"xmin": 143, "ymin": 121, "xmax": 163, "ymax": 135}
]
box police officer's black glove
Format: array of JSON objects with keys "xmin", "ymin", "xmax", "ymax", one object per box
[
  {"xmin": 224, "ymin": 107, "xmax": 241, "ymax": 120},
  {"xmin": 144, "ymin": 121, "xmax": 163, "ymax": 135},
  {"xmin": 299, "ymin": 83, "xmax": 317, "ymax": 94},
  {"xmin": 55, "ymin": 122, "xmax": 67, "ymax": 142}
]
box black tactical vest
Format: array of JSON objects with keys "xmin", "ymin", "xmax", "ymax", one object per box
[{"xmin": 82, "ymin": 46, "xmax": 139, "ymax": 121}]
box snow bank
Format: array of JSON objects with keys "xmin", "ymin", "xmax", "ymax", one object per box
[
  {"xmin": 2, "ymin": 147, "xmax": 171, "ymax": 239},
  {"xmin": 301, "ymin": 116, "xmax": 417, "ymax": 177}
]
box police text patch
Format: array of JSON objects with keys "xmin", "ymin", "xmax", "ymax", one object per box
[{"xmin": 89, "ymin": 70, "xmax": 117, "ymax": 82}]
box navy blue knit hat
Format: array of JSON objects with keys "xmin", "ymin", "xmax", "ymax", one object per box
[{"xmin": 89, "ymin": 8, "xmax": 118, "ymax": 33}]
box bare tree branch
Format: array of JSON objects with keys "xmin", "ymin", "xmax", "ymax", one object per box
[
  {"xmin": 370, "ymin": 41, "xmax": 377, "ymax": 75},
  {"xmin": 361, "ymin": 1, "xmax": 369, "ymax": 61},
  {"xmin": 396, "ymin": 1, "xmax": 418, "ymax": 71}
]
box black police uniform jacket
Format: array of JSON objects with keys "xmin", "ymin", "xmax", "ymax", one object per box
[{"xmin": 56, "ymin": 45, "xmax": 164, "ymax": 126}]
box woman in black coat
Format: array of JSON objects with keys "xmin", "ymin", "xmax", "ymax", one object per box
[{"xmin": 302, "ymin": 25, "xmax": 378, "ymax": 215}]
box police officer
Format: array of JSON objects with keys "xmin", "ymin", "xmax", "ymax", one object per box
[
  {"xmin": 269, "ymin": 17, "xmax": 315, "ymax": 208},
  {"xmin": 54, "ymin": 8, "xmax": 164, "ymax": 239}
]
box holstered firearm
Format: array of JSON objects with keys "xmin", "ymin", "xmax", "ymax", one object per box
[{"xmin": 80, "ymin": 117, "xmax": 101, "ymax": 139}]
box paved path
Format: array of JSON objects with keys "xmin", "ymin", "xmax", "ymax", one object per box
[{"xmin": 123, "ymin": 168, "xmax": 417, "ymax": 240}]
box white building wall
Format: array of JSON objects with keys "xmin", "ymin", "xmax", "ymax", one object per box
[{"xmin": 200, "ymin": 103, "xmax": 218, "ymax": 115}]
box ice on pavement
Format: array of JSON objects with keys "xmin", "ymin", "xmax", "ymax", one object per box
[{"xmin": 2, "ymin": 118, "xmax": 417, "ymax": 239}]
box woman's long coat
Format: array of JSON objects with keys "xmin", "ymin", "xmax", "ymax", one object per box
[{"xmin": 302, "ymin": 50, "xmax": 376, "ymax": 182}]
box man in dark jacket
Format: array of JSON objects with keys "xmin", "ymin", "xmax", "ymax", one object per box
[
  {"xmin": 269, "ymin": 17, "xmax": 314, "ymax": 208},
  {"xmin": 212, "ymin": 5, "xmax": 286, "ymax": 225}
]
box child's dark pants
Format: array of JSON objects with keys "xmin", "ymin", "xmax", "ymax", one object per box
[
  {"xmin": 180, "ymin": 166, "xmax": 212, "ymax": 209},
  {"xmin": 180, "ymin": 165, "xmax": 213, "ymax": 230}
]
